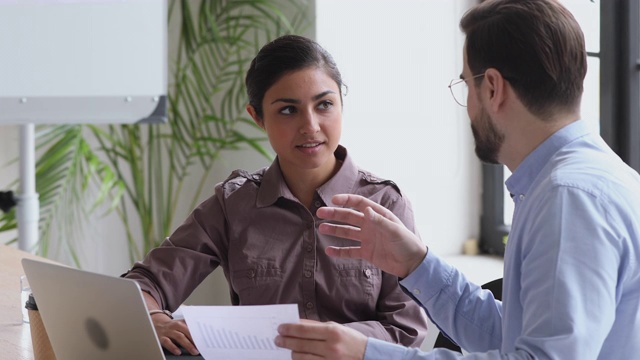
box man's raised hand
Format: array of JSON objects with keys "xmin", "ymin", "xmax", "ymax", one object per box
[{"xmin": 317, "ymin": 194, "xmax": 427, "ymax": 278}]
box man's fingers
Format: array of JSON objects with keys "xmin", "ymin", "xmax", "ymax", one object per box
[
  {"xmin": 276, "ymin": 322, "xmax": 366, "ymax": 360},
  {"xmin": 316, "ymin": 206, "xmax": 365, "ymax": 226},
  {"xmin": 325, "ymin": 246, "xmax": 362, "ymax": 259},
  {"xmin": 318, "ymin": 207, "xmax": 397, "ymax": 241},
  {"xmin": 318, "ymin": 222, "xmax": 362, "ymax": 241},
  {"xmin": 363, "ymin": 206, "xmax": 398, "ymax": 228},
  {"xmin": 276, "ymin": 322, "xmax": 342, "ymax": 358},
  {"xmin": 332, "ymin": 194, "xmax": 395, "ymax": 218},
  {"xmin": 321, "ymin": 195, "xmax": 400, "ymax": 226},
  {"xmin": 275, "ymin": 336, "xmax": 327, "ymax": 360},
  {"xmin": 331, "ymin": 194, "xmax": 377, "ymax": 210},
  {"xmin": 278, "ymin": 322, "xmax": 331, "ymax": 340}
]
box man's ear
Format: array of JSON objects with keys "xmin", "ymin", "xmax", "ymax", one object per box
[
  {"xmin": 482, "ymin": 68, "xmax": 507, "ymax": 113},
  {"xmin": 246, "ymin": 104, "xmax": 265, "ymax": 130}
]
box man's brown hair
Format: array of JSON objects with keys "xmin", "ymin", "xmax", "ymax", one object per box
[{"xmin": 461, "ymin": 0, "xmax": 587, "ymax": 118}]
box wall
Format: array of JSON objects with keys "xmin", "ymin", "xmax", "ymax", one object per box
[{"xmin": 315, "ymin": 0, "xmax": 481, "ymax": 256}]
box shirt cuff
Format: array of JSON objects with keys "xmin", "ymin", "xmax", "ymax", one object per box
[
  {"xmin": 399, "ymin": 251, "xmax": 456, "ymax": 305},
  {"xmin": 364, "ymin": 337, "xmax": 410, "ymax": 359}
]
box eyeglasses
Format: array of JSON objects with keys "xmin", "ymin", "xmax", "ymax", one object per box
[{"xmin": 448, "ymin": 73, "xmax": 485, "ymax": 107}]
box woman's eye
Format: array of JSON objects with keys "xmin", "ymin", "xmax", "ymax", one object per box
[
  {"xmin": 279, "ymin": 106, "xmax": 296, "ymax": 115},
  {"xmin": 317, "ymin": 101, "xmax": 333, "ymax": 110}
]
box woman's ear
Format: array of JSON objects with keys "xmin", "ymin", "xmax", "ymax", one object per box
[{"xmin": 246, "ymin": 104, "xmax": 265, "ymax": 130}]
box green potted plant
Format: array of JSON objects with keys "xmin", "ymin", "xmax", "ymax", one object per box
[{"xmin": 0, "ymin": 0, "xmax": 310, "ymax": 265}]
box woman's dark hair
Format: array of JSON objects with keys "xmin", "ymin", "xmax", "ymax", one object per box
[
  {"xmin": 245, "ymin": 34, "xmax": 343, "ymax": 118},
  {"xmin": 461, "ymin": 0, "xmax": 587, "ymax": 118}
]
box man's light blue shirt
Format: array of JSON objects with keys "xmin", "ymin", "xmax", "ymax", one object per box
[{"xmin": 364, "ymin": 120, "xmax": 640, "ymax": 359}]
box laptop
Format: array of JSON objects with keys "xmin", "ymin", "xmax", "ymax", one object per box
[{"xmin": 22, "ymin": 258, "xmax": 203, "ymax": 360}]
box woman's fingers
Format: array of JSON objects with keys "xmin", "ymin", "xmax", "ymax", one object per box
[
  {"xmin": 160, "ymin": 336, "xmax": 182, "ymax": 356},
  {"xmin": 156, "ymin": 320, "xmax": 199, "ymax": 356}
]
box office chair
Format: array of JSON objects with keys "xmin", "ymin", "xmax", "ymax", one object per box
[{"xmin": 432, "ymin": 278, "xmax": 503, "ymax": 353}]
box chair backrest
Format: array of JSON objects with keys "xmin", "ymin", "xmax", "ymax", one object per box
[{"xmin": 432, "ymin": 278, "xmax": 503, "ymax": 352}]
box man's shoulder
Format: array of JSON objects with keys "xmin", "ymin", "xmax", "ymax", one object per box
[
  {"xmin": 547, "ymin": 141, "xmax": 640, "ymax": 196},
  {"xmin": 534, "ymin": 143, "xmax": 640, "ymax": 222}
]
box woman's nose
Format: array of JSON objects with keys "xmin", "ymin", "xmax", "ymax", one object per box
[{"xmin": 300, "ymin": 111, "xmax": 320, "ymax": 134}]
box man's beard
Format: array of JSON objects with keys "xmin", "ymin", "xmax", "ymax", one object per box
[{"xmin": 471, "ymin": 106, "xmax": 504, "ymax": 164}]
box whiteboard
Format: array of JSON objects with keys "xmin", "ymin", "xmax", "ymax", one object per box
[{"xmin": 0, "ymin": 0, "xmax": 167, "ymax": 124}]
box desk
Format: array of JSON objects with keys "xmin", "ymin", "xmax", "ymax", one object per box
[{"xmin": 0, "ymin": 245, "xmax": 53, "ymax": 360}]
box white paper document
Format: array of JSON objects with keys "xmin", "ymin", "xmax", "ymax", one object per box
[{"xmin": 181, "ymin": 304, "xmax": 299, "ymax": 360}]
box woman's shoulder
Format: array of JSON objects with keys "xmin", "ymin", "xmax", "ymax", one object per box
[
  {"xmin": 216, "ymin": 167, "xmax": 268, "ymax": 195},
  {"xmin": 353, "ymin": 168, "xmax": 415, "ymax": 225},
  {"xmin": 356, "ymin": 168, "xmax": 403, "ymax": 196}
]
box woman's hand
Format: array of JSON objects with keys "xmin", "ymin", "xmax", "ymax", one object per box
[
  {"xmin": 151, "ymin": 314, "xmax": 199, "ymax": 356},
  {"xmin": 142, "ymin": 292, "xmax": 199, "ymax": 356}
]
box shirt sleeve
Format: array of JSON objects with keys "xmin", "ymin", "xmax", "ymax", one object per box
[
  {"xmin": 365, "ymin": 185, "xmax": 624, "ymax": 359},
  {"xmin": 363, "ymin": 256, "xmax": 534, "ymax": 359},
  {"xmin": 123, "ymin": 190, "xmax": 229, "ymax": 311},
  {"xmin": 508, "ymin": 185, "xmax": 621, "ymax": 358},
  {"xmin": 402, "ymin": 253, "xmax": 503, "ymax": 351},
  {"xmin": 365, "ymin": 337, "xmax": 507, "ymax": 360}
]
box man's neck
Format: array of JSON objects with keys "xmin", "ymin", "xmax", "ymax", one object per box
[{"xmin": 500, "ymin": 112, "xmax": 581, "ymax": 172}]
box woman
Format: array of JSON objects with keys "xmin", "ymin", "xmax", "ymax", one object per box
[{"xmin": 124, "ymin": 35, "xmax": 428, "ymax": 356}]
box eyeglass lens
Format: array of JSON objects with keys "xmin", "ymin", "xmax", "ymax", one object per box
[{"xmin": 450, "ymin": 79, "xmax": 468, "ymax": 107}]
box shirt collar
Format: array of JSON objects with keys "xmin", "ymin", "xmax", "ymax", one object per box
[
  {"xmin": 505, "ymin": 120, "xmax": 591, "ymax": 197},
  {"xmin": 317, "ymin": 145, "xmax": 359, "ymax": 206},
  {"xmin": 256, "ymin": 145, "xmax": 358, "ymax": 208}
]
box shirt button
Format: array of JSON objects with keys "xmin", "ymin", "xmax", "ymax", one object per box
[
  {"xmin": 519, "ymin": 194, "xmax": 525, "ymax": 201},
  {"xmin": 306, "ymin": 245, "xmax": 313, "ymax": 252},
  {"xmin": 314, "ymin": 200, "xmax": 322, "ymax": 207},
  {"xmin": 304, "ymin": 271, "xmax": 312, "ymax": 278},
  {"xmin": 306, "ymin": 302, "xmax": 314, "ymax": 309},
  {"xmin": 412, "ymin": 288, "xmax": 421, "ymax": 295},
  {"xmin": 364, "ymin": 269, "xmax": 372, "ymax": 278},
  {"xmin": 247, "ymin": 270, "xmax": 255, "ymax": 279}
]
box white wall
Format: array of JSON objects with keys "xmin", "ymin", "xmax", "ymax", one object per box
[
  {"xmin": 314, "ymin": 1, "xmax": 484, "ymax": 351},
  {"xmin": 315, "ymin": 0, "xmax": 481, "ymax": 256}
]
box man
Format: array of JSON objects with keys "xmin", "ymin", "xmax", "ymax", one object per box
[{"xmin": 274, "ymin": 0, "xmax": 640, "ymax": 358}]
